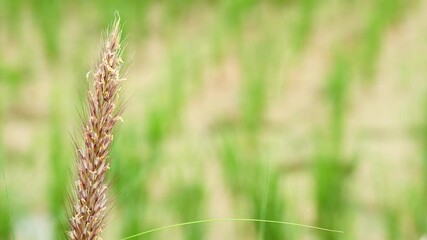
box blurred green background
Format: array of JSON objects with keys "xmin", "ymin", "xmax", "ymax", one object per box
[{"xmin": 1, "ymin": 0, "xmax": 427, "ymax": 239}]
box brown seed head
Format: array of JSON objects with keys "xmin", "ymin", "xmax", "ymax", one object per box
[{"xmin": 68, "ymin": 16, "xmax": 124, "ymax": 240}]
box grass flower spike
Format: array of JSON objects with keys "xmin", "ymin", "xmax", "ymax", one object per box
[{"xmin": 68, "ymin": 16, "xmax": 124, "ymax": 240}]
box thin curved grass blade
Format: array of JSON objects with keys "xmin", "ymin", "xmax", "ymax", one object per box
[{"xmin": 121, "ymin": 218, "xmax": 344, "ymax": 240}]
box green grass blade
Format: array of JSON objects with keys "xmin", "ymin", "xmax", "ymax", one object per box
[{"xmin": 121, "ymin": 218, "xmax": 344, "ymax": 240}]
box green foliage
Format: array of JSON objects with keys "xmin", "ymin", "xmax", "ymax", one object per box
[
  {"xmin": 169, "ymin": 183, "xmax": 205, "ymax": 240},
  {"xmin": 0, "ymin": 91, "xmax": 12, "ymax": 239},
  {"xmin": 219, "ymin": 0, "xmax": 257, "ymax": 32},
  {"xmin": 313, "ymin": 153, "xmax": 348, "ymax": 240},
  {"xmin": 312, "ymin": 53, "xmax": 352, "ymax": 240},
  {"xmin": 384, "ymin": 208, "xmax": 400, "ymax": 240},
  {"xmin": 144, "ymin": 48, "xmax": 188, "ymax": 152},
  {"xmin": 326, "ymin": 54, "xmax": 350, "ymax": 149},
  {"xmin": 111, "ymin": 126, "xmax": 151, "ymax": 238},
  {"xmin": 360, "ymin": 0, "xmax": 404, "ymax": 79},
  {"xmin": 249, "ymin": 163, "xmax": 286, "ymax": 240},
  {"xmin": 240, "ymin": 50, "xmax": 268, "ymax": 134},
  {"xmin": 0, "ymin": 150, "xmax": 13, "ymax": 239},
  {"xmin": 2, "ymin": 0, "xmax": 22, "ymax": 37},
  {"xmin": 48, "ymin": 94, "xmax": 70, "ymax": 239},
  {"xmin": 292, "ymin": 0, "xmax": 318, "ymax": 51},
  {"xmin": 218, "ymin": 132, "xmax": 289, "ymax": 240},
  {"xmin": 145, "ymin": 106, "xmax": 169, "ymax": 152},
  {"xmin": 0, "ymin": 60, "xmax": 28, "ymax": 94},
  {"xmin": 409, "ymin": 94, "xmax": 427, "ymax": 237},
  {"xmin": 31, "ymin": 0, "xmax": 61, "ymax": 60}
]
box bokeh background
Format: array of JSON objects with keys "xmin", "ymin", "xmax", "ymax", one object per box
[{"xmin": 1, "ymin": 0, "xmax": 427, "ymax": 239}]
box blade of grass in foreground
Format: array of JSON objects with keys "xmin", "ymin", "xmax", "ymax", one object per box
[{"xmin": 121, "ymin": 218, "xmax": 344, "ymax": 240}]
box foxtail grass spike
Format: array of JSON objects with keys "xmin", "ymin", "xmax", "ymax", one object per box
[{"xmin": 68, "ymin": 15, "xmax": 124, "ymax": 240}]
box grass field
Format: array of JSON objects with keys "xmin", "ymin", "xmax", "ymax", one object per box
[{"xmin": 1, "ymin": 0, "xmax": 427, "ymax": 239}]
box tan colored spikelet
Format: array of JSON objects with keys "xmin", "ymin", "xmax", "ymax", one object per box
[{"xmin": 68, "ymin": 15, "xmax": 124, "ymax": 240}]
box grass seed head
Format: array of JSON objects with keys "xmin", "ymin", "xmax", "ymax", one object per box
[{"xmin": 68, "ymin": 15, "xmax": 124, "ymax": 240}]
